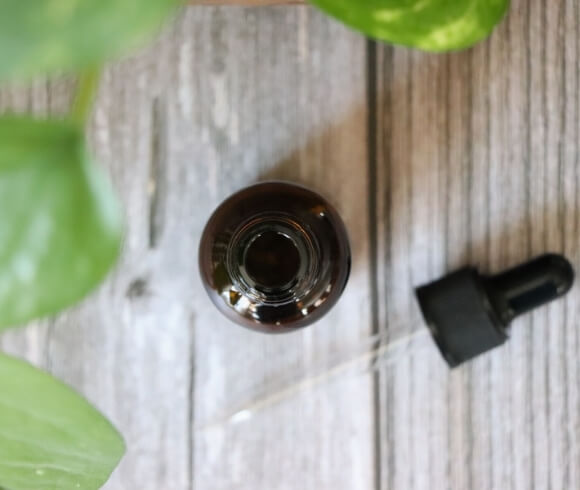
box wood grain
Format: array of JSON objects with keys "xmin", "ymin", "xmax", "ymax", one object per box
[
  {"xmin": 174, "ymin": 7, "xmax": 374, "ymax": 490},
  {"xmin": 1, "ymin": 1, "xmax": 579, "ymax": 489},
  {"xmin": 0, "ymin": 5, "xmax": 375, "ymax": 490},
  {"xmin": 372, "ymin": 0, "xmax": 580, "ymax": 489}
]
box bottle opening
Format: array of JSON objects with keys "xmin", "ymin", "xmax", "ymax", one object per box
[{"xmin": 243, "ymin": 231, "xmax": 301, "ymax": 291}]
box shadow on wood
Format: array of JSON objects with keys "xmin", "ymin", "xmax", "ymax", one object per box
[{"xmin": 258, "ymin": 104, "xmax": 369, "ymax": 274}]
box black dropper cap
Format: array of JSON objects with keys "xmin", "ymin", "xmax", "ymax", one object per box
[{"xmin": 415, "ymin": 254, "xmax": 575, "ymax": 367}]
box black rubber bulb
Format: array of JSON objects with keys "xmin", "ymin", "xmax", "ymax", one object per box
[{"xmin": 416, "ymin": 254, "xmax": 575, "ymax": 367}]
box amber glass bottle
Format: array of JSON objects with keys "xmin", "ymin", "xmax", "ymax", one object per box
[{"xmin": 199, "ymin": 182, "xmax": 351, "ymax": 333}]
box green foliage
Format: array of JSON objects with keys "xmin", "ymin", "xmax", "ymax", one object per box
[
  {"xmin": 0, "ymin": 353, "xmax": 125, "ymax": 490},
  {"xmin": 0, "ymin": 0, "xmax": 516, "ymax": 488},
  {"xmin": 0, "ymin": 0, "xmax": 182, "ymax": 81},
  {"xmin": 0, "ymin": 1, "xmax": 187, "ymax": 489},
  {"xmin": 0, "ymin": 117, "xmax": 122, "ymax": 330},
  {"xmin": 309, "ymin": 0, "xmax": 510, "ymax": 52}
]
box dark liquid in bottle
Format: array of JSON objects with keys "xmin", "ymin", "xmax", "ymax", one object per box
[
  {"xmin": 199, "ymin": 182, "xmax": 351, "ymax": 333},
  {"xmin": 244, "ymin": 231, "xmax": 301, "ymax": 291}
]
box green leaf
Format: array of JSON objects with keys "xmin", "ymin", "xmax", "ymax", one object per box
[
  {"xmin": 0, "ymin": 117, "xmax": 123, "ymax": 330},
  {"xmin": 309, "ymin": 0, "xmax": 510, "ymax": 52},
  {"xmin": 0, "ymin": 353, "xmax": 125, "ymax": 490},
  {"xmin": 0, "ymin": 0, "xmax": 182, "ymax": 80}
]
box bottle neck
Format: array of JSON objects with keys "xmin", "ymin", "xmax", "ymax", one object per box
[{"xmin": 226, "ymin": 213, "xmax": 320, "ymax": 307}]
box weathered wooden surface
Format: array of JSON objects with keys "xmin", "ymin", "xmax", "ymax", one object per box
[
  {"xmin": 1, "ymin": 1, "xmax": 579, "ymax": 489},
  {"xmin": 372, "ymin": 0, "xmax": 580, "ymax": 489}
]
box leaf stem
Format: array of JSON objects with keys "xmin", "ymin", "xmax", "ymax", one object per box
[{"xmin": 71, "ymin": 66, "xmax": 102, "ymax": 125}]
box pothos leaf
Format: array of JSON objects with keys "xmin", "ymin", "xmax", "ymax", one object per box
[
  {"xmin": 0, "ymin": 117, "xmax": 123, "ymax": 330},
  {"xmin": 0, "ymin": 0, "xmax": 182, "ymax": 80},
  {"xmin": 0, "ymin": 353, "xmax": 125, "ymax": 490},
  {"xmin": 309, "ymin": 0, "xmax": 510, "ymax": 52}
]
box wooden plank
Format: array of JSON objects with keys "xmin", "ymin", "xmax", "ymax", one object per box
[
  {"xmin": 0, "ymin": 36, "xmax": 196, "ymax": 490},
  {"xmin": 372, "ymin": 0, "xmax": 580, "ymax": 488},
  {"xmin": 0, "ymin": 5, "xmax": 374, "ymax": 490},
  {"xmin": 176, "ymin": 6, "xmax": 374, "ymax": 490}
]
